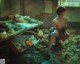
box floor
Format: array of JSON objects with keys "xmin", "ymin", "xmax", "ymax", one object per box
[{"xmin": 2, "ymin": 28, "xmax": 80, "ymax": 64}]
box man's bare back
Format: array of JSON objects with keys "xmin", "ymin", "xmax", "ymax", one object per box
[{"xmin": 52, "ymin": 16, "xmax": 67, "ymax": 32}]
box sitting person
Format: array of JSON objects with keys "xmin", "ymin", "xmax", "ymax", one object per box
[{"xmin": 46, "ymin": 6, "xmax": 69, "ymax": 60}]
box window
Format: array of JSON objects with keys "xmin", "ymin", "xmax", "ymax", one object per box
[{"xmin": 58, "ymin": 0, "xmax": 80, "ymax": 7}]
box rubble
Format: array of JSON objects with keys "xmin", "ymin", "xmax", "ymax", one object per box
[
  {"xmin": 10, "ymin": 29, "xmax": 80, "ymax": 64},
  {"xmin": 23, "ymin": 34, "xmax": 80, "ymax": 64}
]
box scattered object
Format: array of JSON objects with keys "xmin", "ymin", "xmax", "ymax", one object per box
[
  {"xmin": 29, "ymin": 35, "xmax": 40, "ymax": 46},
  {"xmin": 26, "ymin": 40, "xmax": 33, "ymax": 46},
  {"xmin": 0, "ymin": 31, "xmax": 7, "ymax": 38},
  {"xmin": 19, "ymin": 20, "xmax": 24, "ymax": 22},
  {"xmin": 38, "ymin": 30, "xmax": 44, "ymax": 38},
  {"xmin": 41, "ymin": 61, "xmax": 49, "ymax": 64}
]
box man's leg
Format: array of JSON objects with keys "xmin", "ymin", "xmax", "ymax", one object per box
[
  {"xmin": 45, "ymin": 35, "xmax": 56, "ymax": 60},
  {"xmin": 46, "ymin": 32, "xmax": 59, "ymax": 60},
  {"xmin": 47, "ymin": 35, "xmax": 56, "ymax": 55}
]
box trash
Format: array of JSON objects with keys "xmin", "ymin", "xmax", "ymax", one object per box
[
  {"xmin": 19, "ymin": 20, "xmax": 24, "ymax": 22},
  {"xmin": 20, "ymin": 24, "xmax": 26, "ymax": 29},
  {"xmin": 32, "ymin": 39, "xmax": 40, "ymax": 46},
  {"xmin": 26, "ymin": 40, "xmax": 33, "ymax": 46},
  {"xmin": 0, "ymin": 31, "xmax": 7, "ymax": 38},
  {"xmin": 38, "ymin": 30, "xmax": 44, "ymax": 37},
  {"xmin": 43, "ymin": 34, "xmax": 48, "ymax": 39},
  {"xmin": 29, "ymin": 35, "xmax": 40, "ymax": 46},
  {"xmin": 30, "ymin": 19, "xmax": 38, "ymax": 23},
  {"xmin": 41, "ymin": 61, "xmax": 49, "ymax": 64},
  {"xmin": 29, "ymin": 35, "xmax": 36, "ymax": 41},
  {"xmin": 43, "ymin": 29, "xmax": 49, "ymax": 34}
]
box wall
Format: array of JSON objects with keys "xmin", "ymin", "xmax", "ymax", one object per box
[
  {"xmin": 24, "ymin": 0, "xmax": 44, "ymax": 18},
  {"xmin": 0, "ymin": 0, "xmax": 2, "ymax": 17},
  {"xmin": 40, "ymin": 0, "xmax": 53, "ymax": 28},
  {"xmin": 44, "ymin": 0, "xmax": 52, "ymax": 13},
  {"xmin": 65, "ymin": 8, "xmax": 80, "ymax": 22},
  {"xmin": 1, "ymin": 0, "xmax": 44, "ymax": 18},
  {"xmin": 1, "ymin": 0, "xmax": 21, "ymax": 16}
]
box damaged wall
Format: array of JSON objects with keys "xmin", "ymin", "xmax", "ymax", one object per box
[
  {"xmin": 24, "ymin": 0, "xmax": 44, "ymax": 18},
  {"xmin": 1, "ymin": 0, "xmax": 44, "ymax": 18},
  {"xmin": 1, "ymin": 0, "xmax": 21, "ymax": 16}
]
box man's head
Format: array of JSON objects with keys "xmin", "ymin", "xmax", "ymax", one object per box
[{"xmin": 56, "ymin": 6, "xmax": 66, "ymax": 16}]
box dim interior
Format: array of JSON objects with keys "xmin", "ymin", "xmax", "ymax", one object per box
[{"xmin": 0, "ymin": 0, "xmax": 80, "ymax": 64}]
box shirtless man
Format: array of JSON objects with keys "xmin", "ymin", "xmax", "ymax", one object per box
[{"xmin": 46, "ymin": 6, "xmax": 69, "ymax": 59}]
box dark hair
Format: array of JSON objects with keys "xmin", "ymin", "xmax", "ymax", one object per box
[{"xmin": 56, "ymin": 6, "xmax": 66, "ymax": 15}]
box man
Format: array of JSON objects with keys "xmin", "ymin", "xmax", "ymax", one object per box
[{"xmin": 46, "ymin": 6, "xmax": 69, "ymax": 59}]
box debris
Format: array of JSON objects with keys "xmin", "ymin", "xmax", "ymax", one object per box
[
  {"xmin": 29, "ymin": 35, "xmax": 40, "ymax": 46},
  {"xmin": 26, "ymin": 40, "xmax": 33, "ymax": 46},
  {"xmin": 38, "ymin": 30, "xmax": 44, "ymax": 37}
]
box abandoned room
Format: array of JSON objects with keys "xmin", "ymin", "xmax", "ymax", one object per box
[{"xmin": 0, "ymin": 0, "xmax": 80, "ymax": 64}]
